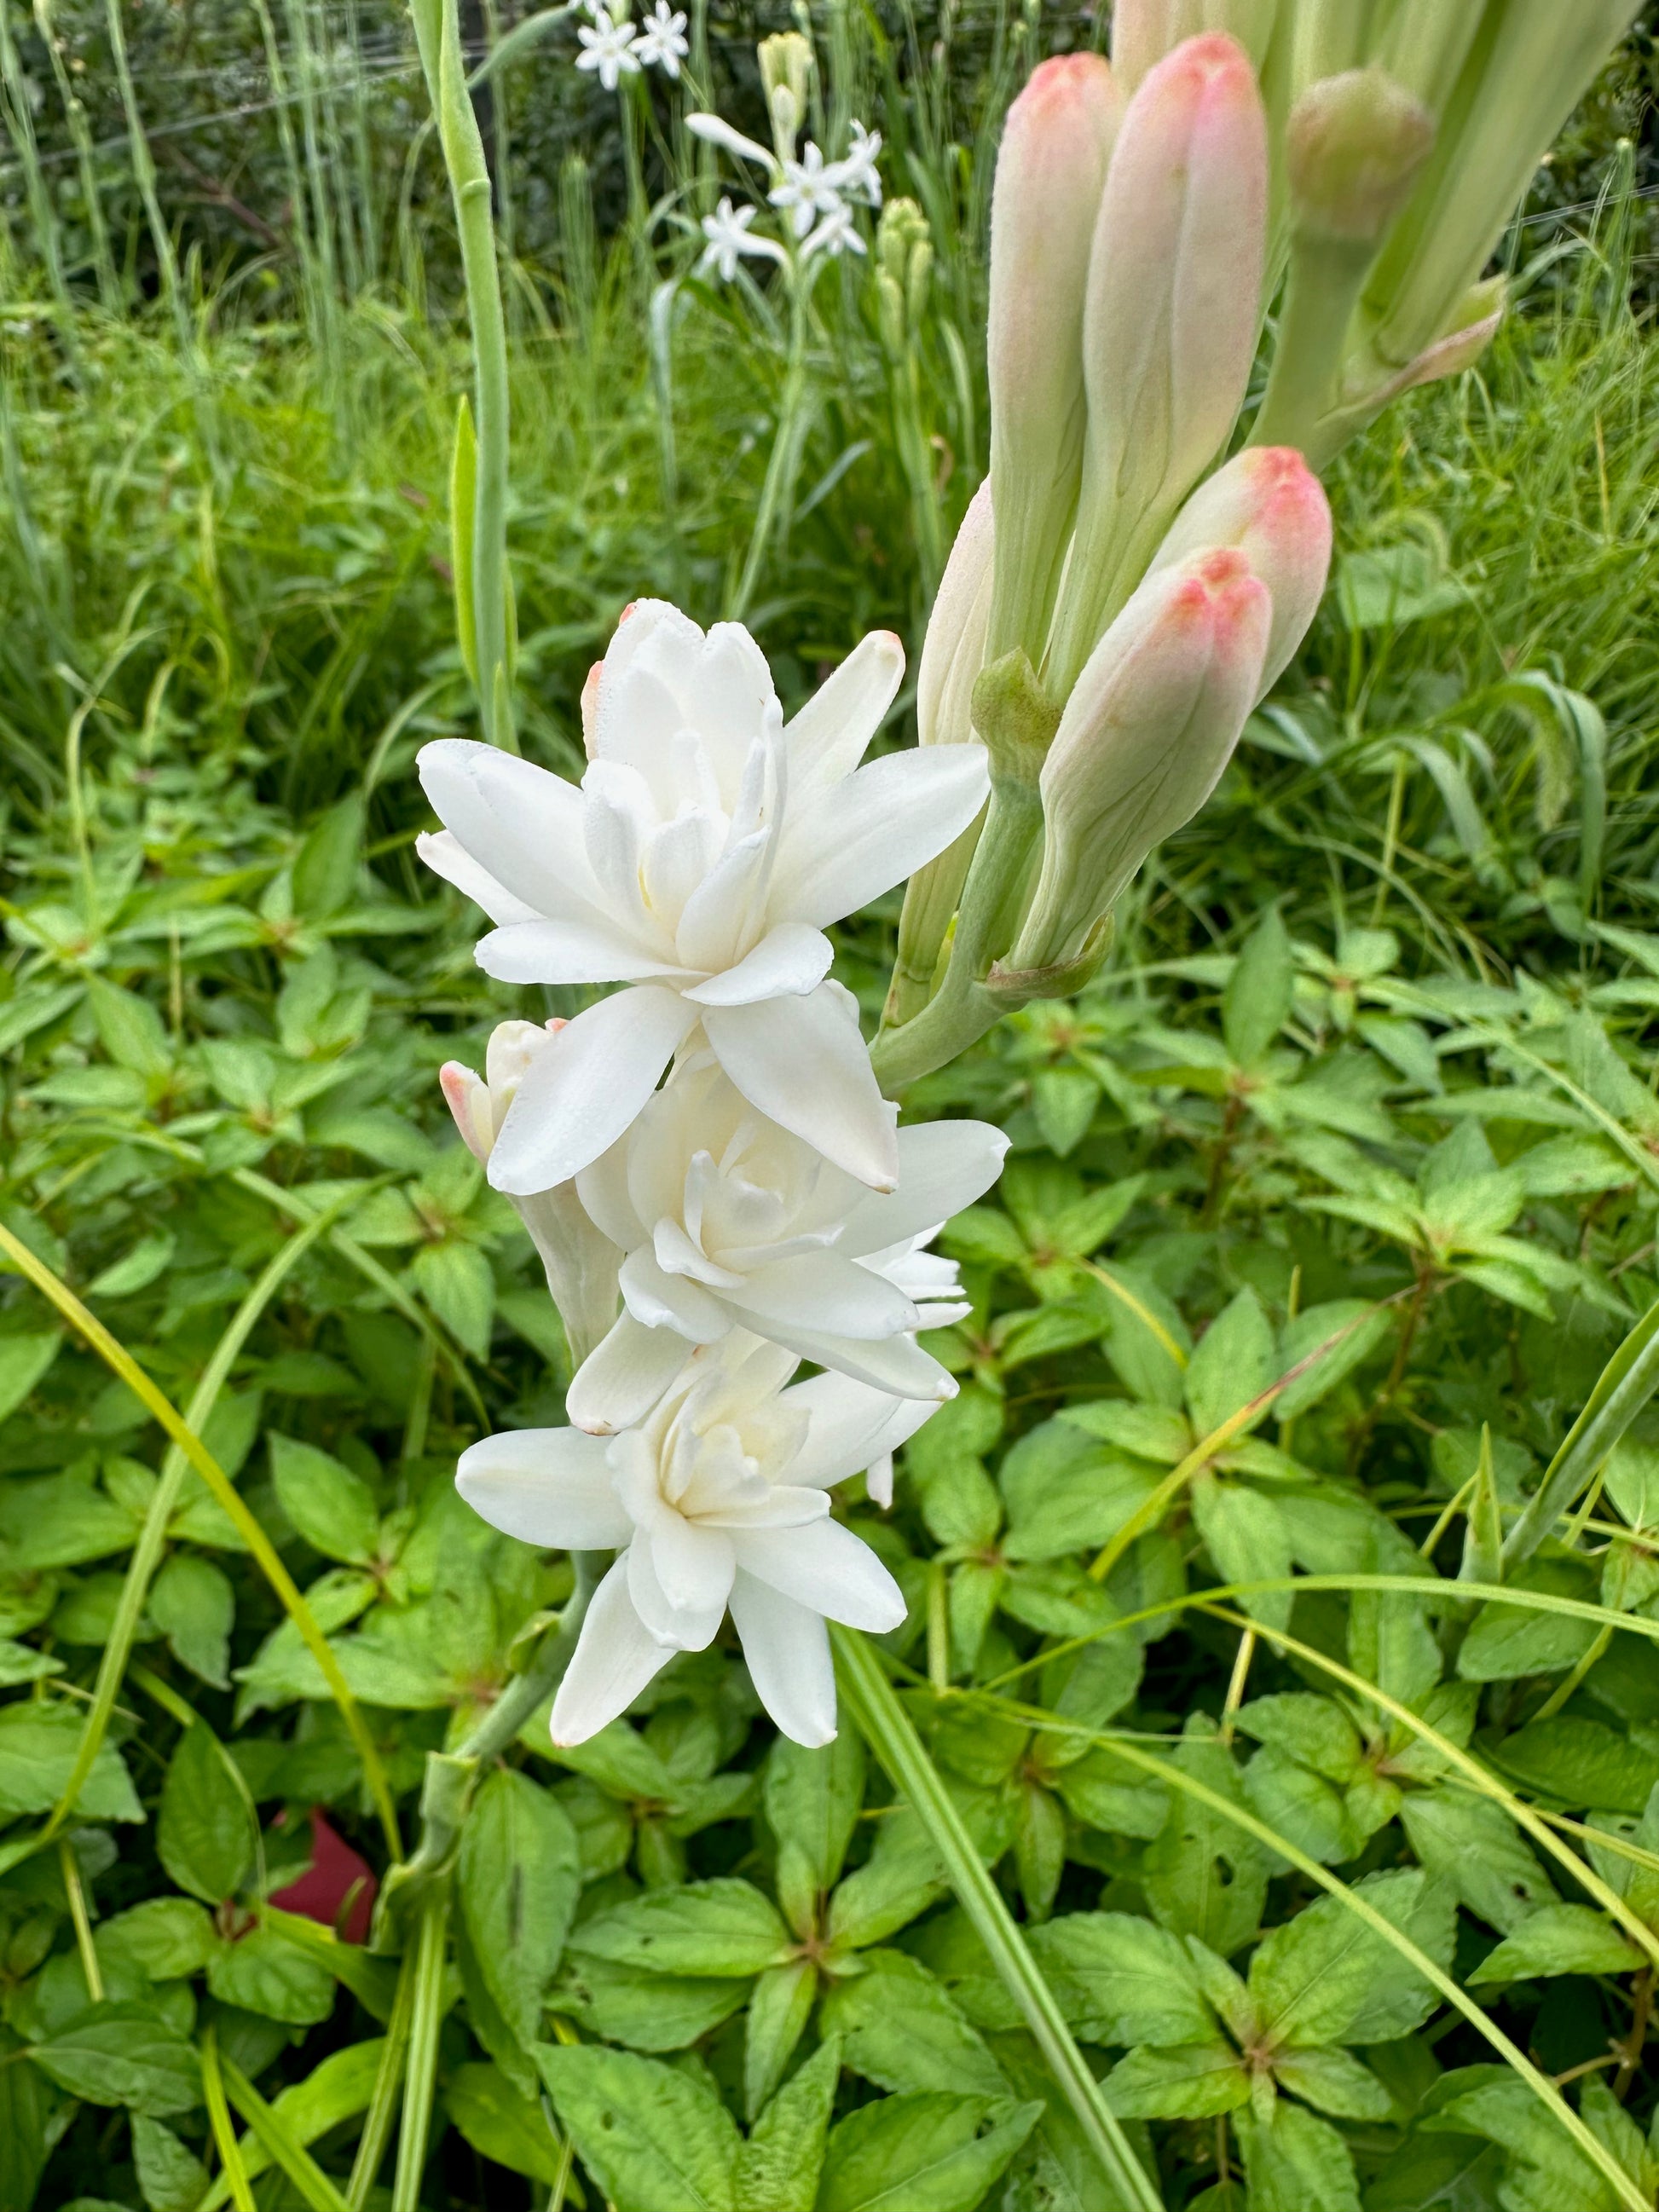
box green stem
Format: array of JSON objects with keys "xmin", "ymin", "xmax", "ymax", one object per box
[
  {"xmin": 731, "ymin": 274, "xmax": 811, "ymax": 622},
  {"xmin": 832, "ymin": 1628, "xmax": 1165, "ymax": 2212},
  {"xmin": 101, "ymin": 0, "xmax": 194, "ymax": 368},
  {"xmin": 347, "ymin": 1947, "xmax": 419, "ymax": 2210},
  {"xmin": 1504, "ymin": 1289, "xmax": 1659, "ymax": 1572},
  {"xmin": 390, "ymin": 1892, "xmax": 451, "ymax": 2212}
]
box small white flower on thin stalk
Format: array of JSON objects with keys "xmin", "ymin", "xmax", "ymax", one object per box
[
  {"xmin": 698, "ymin": 196, "xmax": 786, "ymax": 283},
  {"xmin": 801, "ymin": 200, "xmax": 866, "ymax": 260},
  {"xmin": 457, "ymin": 1332, "xmax": 930, "ymax": 1746},
  {"xmin": 834, "ymin": 119, "xmax": 884, "ymax": 206},
  {"xmin": 576, "ymin": 9, "xmax": 640, "ymax": 89},
  {"xmin": 631, "ymin": 0, "xmax": 688, "ymax": 76},
  {"xmin": 417, "ymin": 601, "xmax": 988, "ymax": 1195},
  {"xmin": 565, "ymin": 1054, "xmax": 1004, "ymax": 1432},
  {"xmin": 438, "ymin": 1020, "xmax": 622, "ymax": 1368},
  {"xmin": 769, "ymin": 142, "xmax": 845, "ymax": 239}
]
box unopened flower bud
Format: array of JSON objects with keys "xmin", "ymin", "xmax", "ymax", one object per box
[
  {"xmin": 1012, "ymin": 548, "xmax": 1270, "ymax": 970},
  {"xmin": 1049, "ymin": 34, "xmax": 1268, "ymax": 695},
  {"xmin": 1287, "ymin": 68, "xmax": 1434, "ymax": 246},
  {"xmin": 759, "ymin": 31, "xmax": 812, "ymax": 160},
  {"xmin": 985, "ymin": 53, "xmax": 1121, "ymax": 665},
  {"xmin": 441, "ymin": 1021, "xmax": 621, "ymax": 1366},
  {"xmin": 917, "ymin": 479, "xmax": 994, "ymax": 751},
  {"xmin": 876, "ymin": 198, "xmax": 931, "ymax": 358},
  {"xmin": 1148, "ymin": 447, "xmax": 1332, "ymax": 697},
  {"xmin": 1111, "ymin": 0, "xmax": 1278, "ymax": 92}
]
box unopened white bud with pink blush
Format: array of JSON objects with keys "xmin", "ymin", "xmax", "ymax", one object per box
[
  {"xmin": 440, "ymin": 1020, "xmax": 623, "ymax": 1368},
  {"xmin": 1049, "ymin": 33, "xmax": 1268, "ymax": 691},
  {"xmin": 1147, "ymin": 446, "xmax": 1333, "ymax": 700},
  {"xmin": 1011, "ymin": 548, "xmax": 1271, "ymax": 971},
  {"xmin": 1109, "ymin": 0, "xmax": 1278, "ymax": 91},
  {"xmin": 985, "ymin": 53, "xmax": 1120, "ymax": 662}
]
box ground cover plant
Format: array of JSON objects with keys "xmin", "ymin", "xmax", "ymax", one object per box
[{"xmin": 6, "ymin": 4, "xmax": 1659, "ymax": 2210}]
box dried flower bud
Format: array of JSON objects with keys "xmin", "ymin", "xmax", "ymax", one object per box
[
  {"xmin": 1013, "ymin": 548, "xmax": 1270, "ymax": 970},
  {"xmin": 1048, "ymin": 34, "xmax": 1267, "ymax": 694},
  {"xmin": 1287, "ymin": 68, "xmax": 1434, "ymax": 245},
  {"xmin": 985, "ymin": 52, "xmax": 1121, "ymax": 664},
  {"xmin": 1148, "ymin": 447, "xmax": 1333, "ymax": 699}
]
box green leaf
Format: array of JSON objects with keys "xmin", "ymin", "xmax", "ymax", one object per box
[
  {"xmin": 292, "ymin": 795, "xmax": 365, "ymax": 919},
  {"xmin": 572, "ymin": 1876, "xmax": 789, "ymax": 1978},
  {"xmin": 1106, "ymin": 2042, "xmax": 1249, "ymax": 2119},
  {"xmin": 743, "ymin": 1960, "xmax": 816, "ymax": 2121},
  {"xmin": 1275, "ymin": 1302, "xmax": 1391, "ymax": 1418},
  {"xmin": 1191, "ymin": 1478, "xmax": 1292, "ymax": 1631},
  {"xmin": 1236, "ymin": 2098, "xmax": 1361, "ymax": 2212},
  {"xmin": 0, "ymin": 1332, "xmax": 61, "ymax": 1424},
  {"xmin": 459, "ymin": 1767, "xmax": 581, "ymax": 2047},
  {"xmin": 1223, "ymin": 910, "xmax": 1294, "ymax": 1069},
  {"xmin": 1185, "ymin": 1289, "xmax": 1275, "ymax": 1435},
  {"xmin": 443, "ymin": 2061, "xmax": 566, "ymax": 2185},
  {"xmin": 1248, "ymin": 1870, "xmax": 1454, "ymax": 2048},
  {"xmin": 97, "ymin": 1900, "xmax": 217, "ymax": 1982},
  {"xmin": 148, "ymin": 1552, "xmax": 235, "ymax": 1689},
  {"xmin": 0, "ymin": 1701, "xmax": 142, "ymax": 1822},
  {"xmin": 821, "ymin": 1950, "xmax": 1008, "ymax": 2098},
  {"xmin": 1271, "ymin": 2046, "xmax": 1393, "ymax": 2120},
  {"xmin": 736, "ymin": 2034, "xmax": 839, "ymax": 2212},
  {"xmin": 206, "ymin": 1919, "xmax": 338, "ymax": 2024},
  {"xmin": 1491, "ymin": 1715, "xmax": 1659, "ymax": 1814},
  {"xmin": 765, "ymin": 1730, "xmax": 865, "ymax": 1897},
  {"xmin": 537, "ymin": 2044, "xmax": 741, "ymax": 2212},
  {"xmin": 0, "ymin": 2022, "xmax": 56, "ymax": 2212},
  {"xmin": 1457, "ymin": 1556, "xmax": 1601, "ymax": 1680},
  {"xmin": 1400, "ymin": 1789, "xmax": 1556, "ymax": 1934},
  {"xmin": 86, "ymin": 977, "xmax": 173, "ymax": 1080},
  {"xmin": 1022, "ymin": 1913, "xmax": 1215, "ymax": 2049},
  {"xmin": 132, "ymin": 2116, "xmax": 211, "ymax": 2212},
  {"xmin": 1142, "ymin": 1726, "xmax": 1269, "ymax": 1959},
  {"xmin": 1235, "ymin": 1695, "xmax": 1363, "ymax": 1784},
  {"xmin": 29, "ymin": 2001, "xmax": 199, "ymax": 2115},
  {"xmin": 269, "ymin": 1434, "xmax": 380, "ymax": 1567},
  {"xmin": 552, "ymin": 1953, "xmax": 752, "ymax": 2052},
  {"xmin": 158, "ymin": 1724, "xmax": 252, "ymax": 1903},
  {"xmin": 817, "ymin": 2092, "xmax": 1041, "ymax": 2212},
  {"xmin": 1468, "ymin": 1903, "xmax": 1639, "ymax": 1984},
  {"xmin": 410, "ymin": 1239, "xmax": 494, "ymax": 1359}
]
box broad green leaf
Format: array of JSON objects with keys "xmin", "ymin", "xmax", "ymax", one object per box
[
  {"xmin": 820, "ymin": 1950, "xmax": 1007, "ymax": 2097},
  {"xmin": 1275, "ymin": 1302, "xmax": 1391, "ymax": 1418},
  {"xmin": 537, "ymin": 2044, "xmax": 741, "ymax": 2212},
  {"xmin": 0, "ymin": 2023, "xmax": 56, "ymax": 2212},
  {"xmin": 1468, "ymin": 1903, "xmax": 1639, "ymax": 1984},
  {"xmin": 1026, "ymin": 1912, "xmax": 1215, "ymax": 2049},
  {"xmin": 269, "ymin": 1434, "xmax": 379, "ymax": 1567},
  {"xmin": 97, "ymin": 1899, "xmax": 217, "ymax": 1982},
  {"xmin": 86, "ymin": 977, "xmax": 172, "ymax": 1079},
  {"xmin": 0, "ymin": 1701, "xmax": 142, "ymax": 1822},
  {"xmin": 1142, "ymin": 1724, "xmax": 1269, "ymax": 1959},
  {"xmin": 552, "ymin": 1953, "xmax": 752, "ymax": 2051},
  {"xmin": 0, "ymin": 1332, "xmax": 61, "ymax": 1424},
  {"xmin": 817, "ymin": 2092, "xmax": 1041, "ymax": 2212},
  {"xmin": 1223, "ymin": 910, "xmax": 1294, "ymax": 1068},
  {"xmin": 1272, "ymin": 2047, "xmax": 1393, "ymax": 2120},
  {"xmin": 30, "ymin": 2001, "xmax": 199, "ymax": 2116},
  {"xmin": 1234, "ymin": 1695, "xmax": 1363, "ymax": 1783},
  {"xmin": 742, "ymin": 1959, "xmax": 816, "ymax": 2121},
  {"xmin": 133, "ymin": 2115, "xmax": 211, "ymax": 2212},
  {"xmin": 158, "ymin": 1723, "xmax": 252, "ymax": 1903},
  {"xmin": 1236, "ymin": 2098, "xmax": 1361, "ymax": 2212},
  {"xmin": 1104, "ymin": 2043, "xmax": 1247, "ymax": 2119},
  {"xmin": 1491, "ymin": 1715, "xmax": 1659, "ymax": 1815},
  {"xmin": 458, "ymin": 1767, "xmax": 581, "ymax": 2047},
  {"xmin": 148, "ymin": 1552, "xmax": 235, "ymax": 1689},
  {"xmin": 1458, "ymin": 1557, "xmax": 1601, "ymax": 1680},
  {"xmin": 1249, "ymin": 1870, "xmax": 1454, "ymax": 2048},
  {"xmin": 292, "ymin": 794, "xmax": 365, "ymax": 919},
  {"xmin": 1185, "ymin": 1289, "xmax": 1275, "ymax": 1435},
  {"xmin": 1400, "ymin": 1789, "xmax": 1557, "ymax": 1934},
  {"xmin": 1191, "ymin": 1477, "xmax": 1292, "ymax": 1631},
  {"xmin": 765, "ymin": 1730, "xmax": 865, "ymax": 1896},
  {"xmin": 443, "ymin": 2061, "xmax": 566, "ymax": 2185},
  {"xmin": 736, "ymin": 2035, "xmax": 839, "ymax": 2212},
  {"xmin": 205, "ymin": 1918, "xmax": 337, "ymax": 2024},
  {"xmin": 571, "ymin": 1876, "xmax": 789, "ymax": 1978},
  {"xmin": 410, "ymin": 1239, "xmax": 494, "ymax": 1359}
]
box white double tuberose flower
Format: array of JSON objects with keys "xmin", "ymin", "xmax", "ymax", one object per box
[
  {"xmin": 567, "ymin": 1054, "xmax": 1006, "ymax": 1431},
  {"xmin": 417, "ymin": 602, "xmax": 988, "ymax": 1193},
  {"xmin": 459, "ymin": 1334, "xmax": 928, "ymax": 1746}
]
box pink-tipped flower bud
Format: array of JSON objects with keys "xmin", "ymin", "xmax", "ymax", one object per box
[
  {"xmin": 986, "ymin": 53, "xmax": 1122, "ymax": 662},
  {"xmin": 440, "ymin": 1020, "xmax": 620, "ymax": 1365},
  {"xmin": 1049, "ymin": 33, "xmax": 1268, "ymax": 692},
  {"xmin": 1012, "ymin": 548, "xmax": 1270, "ymax": 969},
  {"xmin": 1287, "ymin": 68, "xmax": 1434, "ymax": 245},
  {"xmin": 1111, "ymin": 0, "xmax": 1279, "ymax": 92},
  {"xmin": 1148, "ymin": 447, "xmax": 1332, "ymax": 698}
]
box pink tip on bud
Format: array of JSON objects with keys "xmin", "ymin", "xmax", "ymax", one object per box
[
  {"xmin": 580, "ymin": 661, "xmax": 604, "ymax": 759},
  {"xmin": 1149, "ymin": 448, "xmax": 1332, "ymax": 699},
  {"xmin": 440, "ymin": 1060, "xmax": 492, "ymax": 1163}
]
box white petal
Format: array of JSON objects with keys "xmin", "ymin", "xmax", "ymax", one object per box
[
  {"xmin": 418, "ymin": 740, "xmax": 600, "ymax": 917},
  {"xmin": 475, "ymin": 918, "xmax": 686, "ymax": 987},
  {"xmin": 683, "ymin": 925, "xmax": 835, "ymax": 1007},
  {"xmin": 731, "ymin": 1250, "xmax": 916, "ymax": 1339},
  {"xmin": 488, "ymin": 987, "xmax": 698, "ymax": 1194},
  {"xmin": 567, "ymin": 1314, "xmax": 699, "ymax": 1435},
  {"xmin": 416, "ymin": 829, "xmax": 537, "ymax": 927},
  {"xmin": 783, "ymin": 1372, "xmax": 942, "ymax": 1488},
  {"xmin": 619, "ymin": 1248, "xmax": 731, "ymax": 1340},
  {"xmin": 703, "ymin": 985, "xmax": 899, "ymax": 1191},
  {"xmin": 755, "ymin": 1321, "xmax": 958, "ymax": 1401},
  {"xmin": 783, "ymin": 629, "xmax": 905, "ymax": 796},
  {"xmin": 638, "ymin": 1513, "xmax": 734, "ymax": 1632},
  {"xmin": 686, "ymin": 111, "xmax": 778, "ymax": 172},
  {"xmin": 456, "ymin": 1429, "xmax": 630, "ymax": 1549},
  {"xmin": 673, "ymin": 828, "xmax": 772, "ymax": 975},
  {"xmin": 728, "ymin": 1572, "xmax": 836, "ymax": 1747},
  {"xmin": 770, "ymin": 745, "xmax": 991, "ymax": 929},
  {"xmin": 551, "ymin": 1558, "xmax": 674, "ymax": 1745},
  {"xmin": 839, "ymin": 1119, "xmax": 1010, "ymax": 1256},
  {"xmin": 736, "ymin": 1516, "xmax": 906, "ymax": 1632}
]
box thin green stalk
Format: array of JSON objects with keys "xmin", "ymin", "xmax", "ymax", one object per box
[
  {"xmin": 1503, "ymin": 1289, "xmax": 1659, "ymax": 1571},
  {"xmin": 58, "ymin": 1836, "xmax": 103, "ymax": 2001},
  {"xmin": 348, "ymin": 1948, "xmax": 419, "ymax": 2210},
  {"xmin": 100, "ymin": 0, "xmax": 194, "ymax": 367},
  {"xmin": 0, "ymin": 0, "xmax": 76, "ymax": 344},
  {"xmin": 833, "ymin": 1627, "xmax": 1165, "ymax": 2212},
  {"xmin": 413, "ymin": 0, "xmax": 516, "ymax": 752},
  {"xmin": 0, "ymin": 1216, "xmax": 404, "ymax": 1863},
  {"xmin": 32, "ymin": 0, "xmax": 118, "ymax": 311},
  {"xmin": 220, "ymin": 2054, "xmax": 352, "ymax": 2212},
  {"xmin": 202, "ymin": 2027, "xmax": 260, "ymax": 2212},
  {"xmin": 247, "ymin": 0, "xmax": 324, "ymax": 339},
  {"xmin": 731, "ymin": 274, "xmax": 811, "ymax": 623},
  {"xmin": 391, "ymin": 1892, "xmax": 451, "ymax": 2212}
]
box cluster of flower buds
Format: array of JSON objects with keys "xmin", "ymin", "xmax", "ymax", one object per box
[
  {"xmin": 422, "ymin": 603, "xmax": 1007, "ymax": 1746},
  {"xmin": 880, "ymin": 0, "xmax": 1637, "ymax": 1075}
]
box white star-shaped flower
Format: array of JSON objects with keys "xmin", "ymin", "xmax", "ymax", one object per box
[
  {"xmin": 802, "ymin": 200, "xmax": 866, "ymax": 260},
  {"xmin": 457, "ymin": 1332, "xmax": 928, "ymax": 1746},
  {"xmin": 576, "ymin": 11, "xmax": 639, "ymax": 90},
  {"xmin": 697, "ymin": 195, "xmax": 784, "ymax": 282},
  {"xmin": 769, "ymin": 142, "xmax": 844, "ymax": 240},
  {"xmin": 631, "ymin": 0, "xmax": 688, "ymax": 76},
  {"xmin": 416, "ymin": 601, "xmax": 989, "ymax": 1195},
  {"xmin": 834, "ymin": 118, "xmax": 883, "ymax": 206}
]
